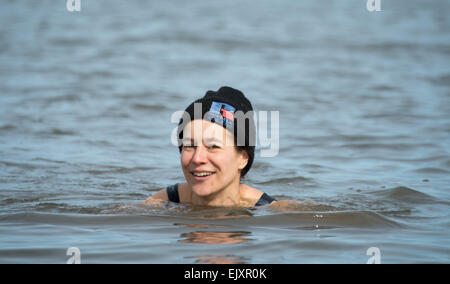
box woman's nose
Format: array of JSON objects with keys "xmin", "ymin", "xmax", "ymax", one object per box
[{"xmin": 192, "ymin": 146, "xmax": 208, "ymax": 164}]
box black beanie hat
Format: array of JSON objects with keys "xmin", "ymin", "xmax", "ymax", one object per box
[{"xmin": 177, "ymin": 86, "xmax": 256, "ymax": 178}]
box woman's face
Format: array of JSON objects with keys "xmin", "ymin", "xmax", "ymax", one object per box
[{"xmin": 181, "ymin": 119, "xmax": 248, "ymax": 197}]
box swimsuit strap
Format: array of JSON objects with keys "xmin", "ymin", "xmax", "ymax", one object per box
[
  {"xmin": 166, "ymin": 183, "xmax": 180, "ymax": 203},
  {"xmin": 166, "ymin": 183, "xmax": 275, "ymax": 206},
  {"xmin": 255, "ymin": 192, "xmax": 276, "ymax": 206}
]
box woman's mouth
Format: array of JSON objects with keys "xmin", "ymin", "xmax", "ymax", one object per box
[{"xmin": 191, "ymin": 171, "xmax": 216, "ymax": 181}]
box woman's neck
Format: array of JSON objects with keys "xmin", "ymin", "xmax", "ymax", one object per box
[{"xmin": 190, "ymin": 178, "xmax": 242, "ymax": 207}]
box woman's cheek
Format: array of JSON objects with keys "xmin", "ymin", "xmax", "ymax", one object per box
[
  {"xmin": 180, "ymin": 151, "xmax": 191, "ymax": 166},
  {"xmin": 217, "ymin": 154, "xmax": 237, "ymax": 177}
]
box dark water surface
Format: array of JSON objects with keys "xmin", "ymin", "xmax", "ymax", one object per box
[{"xmin": 0, "ymin": 0, "xmax": 449, "ymax": 263}]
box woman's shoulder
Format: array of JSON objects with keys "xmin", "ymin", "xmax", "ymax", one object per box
[
  {"xmin": 239, "ymin": 184, "xmax": 266, "ymax": 206},
  {"xmin": 143, "ymin": 186, "xmax": 169, "ymax": 204},
  {"xmin": 143, "ymin": 183, "xmax": 193, "ymax": 204}
]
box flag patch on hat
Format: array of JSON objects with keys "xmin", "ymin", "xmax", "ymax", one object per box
[{"xmin": 206, "ymin": 101, "xmax": 236, "ymax": 129}]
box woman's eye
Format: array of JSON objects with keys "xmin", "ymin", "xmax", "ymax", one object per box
[{"xmin": 208, "ymin": 144, "xmax": 220, "ymax": 149}]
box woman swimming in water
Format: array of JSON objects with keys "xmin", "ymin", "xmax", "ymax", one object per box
[{"xmin": 145, "ymin": 86, "xmax": 278, "ymax": 208}]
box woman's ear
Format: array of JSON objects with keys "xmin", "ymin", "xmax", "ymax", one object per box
[{"xmin": 237, "ymin": 150, "xmax": 249, "ymax": 171}]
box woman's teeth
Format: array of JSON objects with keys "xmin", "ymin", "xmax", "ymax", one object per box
[{"xmin": 192, "ymin": 172, "xmax": 214, "ymax": 177}]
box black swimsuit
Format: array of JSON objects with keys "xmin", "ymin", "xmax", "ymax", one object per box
[{"xmin": 166, "ymin": 183, "xmax": 276, "ymax": 206}]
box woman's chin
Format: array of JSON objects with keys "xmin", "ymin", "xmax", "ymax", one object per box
[{"xmin": 191, "ymin": 185, "xmax": 215, "ymax": 197}]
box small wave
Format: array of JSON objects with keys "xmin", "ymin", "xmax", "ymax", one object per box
[
  {"xmin": 1, "ymin": 197, "xmax": 41, "ymax": 206},
  {"xmin": 411, "ymin": 167, "xmax": 450, "ymax": 175},
  {"xmin": 84, "ymin": 166, "xmax": 155, "ymax": 176},
  {"xmin": 361, "ymin": 113, "xmax": 434, "ymax": 120},
  {"xmin": 0, "ymin": 124, "xmax": 15, "ymax": 131},
  {"xmin": 337, "ymin": 142, "xmax": 422, "ymax": 151},
  {"xmin": 0, "ymin": 247, "xmax": 63, "ymax": 264},
  {"xmin": 249, "ymin": 161, "xmax": 271, "ymax": 171},
  {"xmin": 78, "ymin": 70, "xmax": 120, "ymax": 80},
  {"xmin": 0, "ymin": 205, "xmax": 403, "ymax": 230},
  {"xmin": 131, "ymin": 103, "xmax": 167, "ymax": 111},
  {"xmin": 35, "ymin": 128, "xmax": 77, "ymax": 137},
  {"xmin": 49, "ymin": 37, "xmax": 93, "ymax": 46},
  {"xmin": 50, "ymin": 128, "xmax": 77, "ymax": 136},
  {"xmin": 31, "ymin": 157, "xmax": 67, "ymax": 165},
  {"xmin": 250, "ymin": 211, "xmax": 403, "ymax": 229},
  {"xmin": 0, "ymin": 212, "xmax": 173, "ymax": 226},
  {"xmin": 262, "ymin": 199, "xmax": 337, "ymax": 212},
  {"xmin": 254, "ymin": 176, "xmax": 311, "ymax": 185},
  {"xmin": 0, "ymin": 160, "xmax": 39, "ymax": 170},
  {"xmin": 367, "ymin": 186, "xmax": 440, "ymax": 205},
  {"xmin": 428, "ymin": 74, "xmax": 450, "ymax": 87},
  {"xmin": 98, "ymin": 200, "xmax": 401, "ymax": 228},
  {"xmin": 43, "ymin": 94, "xmax": 80, "ymax": 104},
  {"xmin": 186, "ymin": 254, "xmax": 248, "ymax": 264},
  {"xmin": 34, "ymin": 202, "xmax": 110, "ymax": 214},
  {"xmin": 101, "ymin": 201, "xmax": 195, "ymax": 215},
  {"xmin": 369, "ymin": 84, "xmax": 399, "ymax": 92}
]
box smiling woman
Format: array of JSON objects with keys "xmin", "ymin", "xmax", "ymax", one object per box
[{"xmin": 144, "ymin": 86, "xmax": 277, "ymax": 208}]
